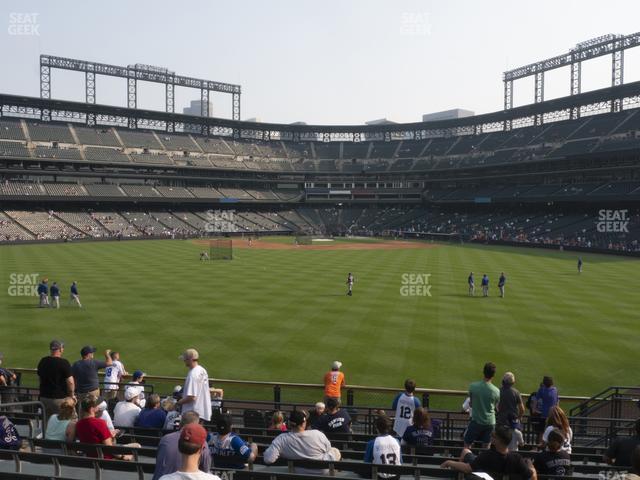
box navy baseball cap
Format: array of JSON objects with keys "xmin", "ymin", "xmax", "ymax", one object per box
[
  {"xmin": 50, "ymin": 340, "xmax": 64, "ymax": 351},
  {"xmin": 132, "ymin": 370, "xmax": 145, "ymax": 380},
  {"xmin": 80, "ymin": 345, "xmax": 96, "ymax": 357}
]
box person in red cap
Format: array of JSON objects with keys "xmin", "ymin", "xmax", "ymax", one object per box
[{"xmin": 159, "ymin": 423, "xmax": 221, "ymax": 480}]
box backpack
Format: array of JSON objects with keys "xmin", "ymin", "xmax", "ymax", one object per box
[{"xmin": 0, "ymin": 416, "xmax": 20, "ymax": 450}]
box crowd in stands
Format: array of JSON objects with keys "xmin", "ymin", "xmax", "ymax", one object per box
[{"xmin": 1, "ymin": 346, "xmax": 639, "ymax": 480}]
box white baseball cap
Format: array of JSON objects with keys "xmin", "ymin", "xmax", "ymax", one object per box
[
  {"xmin": 332, "ymin": 361, "xmax": 342, "ymax": 370},
  {"xmin": 124, "ymin": 386, "xmax": 142, "ymax": 401},
  {"xmin": 179, "ymin": 348, "xmax": 199, "ymax": 361}
]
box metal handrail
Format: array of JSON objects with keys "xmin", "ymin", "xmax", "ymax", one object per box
[{"xmin": 7, "ymin": 367, "xmax": 593, "ymax": 402}]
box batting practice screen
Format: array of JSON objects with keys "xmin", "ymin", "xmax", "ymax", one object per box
[{"xmin": 209, "ymin": 239, "xmax": 233, "ymax": 260}]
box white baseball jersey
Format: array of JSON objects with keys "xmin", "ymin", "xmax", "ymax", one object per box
[
  {"xmin": 367, "ymin": 435, "xmax": 401, "ymax": 479},
  {"xmin": 392, "ymin": 393, "xmax": 420, "ymax": 437},
  {"xmin": 103, "ymin": 360, "xmax": 125, "ymax": 391}
]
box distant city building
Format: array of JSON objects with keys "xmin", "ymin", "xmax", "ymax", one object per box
[
  {"xmin": 422, "ymin": 109, "xmax": 474, "ymax": 122},
  {"xmin": 183, "ymin": 100, "xmax": 215, "ymax": 117},
  {"xmin": 244, "ymin": 117, "xmax": 261, "ymax": 123},
  {"xmin": 289, "ymin": 121, "xmax": 308, "ymax": 126}
]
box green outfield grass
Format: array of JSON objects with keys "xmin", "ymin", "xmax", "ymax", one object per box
[{"xmin": 0, "ymin": 238, "xmax": 637, "ymax": 400}]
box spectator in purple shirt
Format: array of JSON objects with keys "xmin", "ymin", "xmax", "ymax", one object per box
[{"xmin": 536, "ymin": 376, "xmax": 559, "ymax": 440}]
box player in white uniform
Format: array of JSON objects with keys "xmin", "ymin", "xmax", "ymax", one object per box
[
  {"xmin": 365, "ymin": 415, "xmax": 402, "ymax": 479},
  {"xmin": 392, "ymin": 379, "xmax": 421, "ymax": 437},
  {"xmin": 346, "ymin": 273, "xmax": 354, "ymax": 296},
  {"xmin": 103, "ymin": 351, "xmax": 127, "ymax": 400}
]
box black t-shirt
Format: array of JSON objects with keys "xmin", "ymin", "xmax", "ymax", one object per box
[
  {"xmin": 534, "ymin": 450, "xmax": 572, "ymax": 476},
  {"xmin": 37, "ymin": 356, "xmax": 72, "ymax": 398},
  {"xmin": 606, "ymin": 436, "xmax": 640, "ymax": 467},
  {"xmin": 471, "ymin": 447, "xmax": 533, "ymax": 479},
  {"xmin": 315, "ymin": 409, "xmax": 352, "ymax": 433}
]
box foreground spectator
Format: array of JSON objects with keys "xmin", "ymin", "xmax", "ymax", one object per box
[
  {"xmin": 176, "ymin": 349, "xmax": 211, "ymax": 422},
  {"xmin": 605, "ymin": 419, "xmax": 640, "ymax": 467},
  {"xmin": 44, "ymin": 397, "xmax": 77, "ymax": 442},
  {"xmin": 308, "ymin": 402, "xmax": 325, "ymax": 429},
  {"xmin": 103, "ymin": 351, "xmax": 127, "ymax": 400},
  {"xmin": 323, "ymin": 361, "xmax": 345, "ymax": 403},
  {"xmin": 401, "ymin": 407, "xmax": 441, "ymax": 448},
  {"xmin": 128, "ymin": 370, "xmax": 147, "ymax": 407},
  {"xmin": 268, "ymin": 411, "xmax": 287, "ymax": 431},
  {"xmin": 392, "ymin": 379, "xmax": 421, "ymax": 437},
  {"xmin": 114, "ymin": 386, "xmax": 142, "ymax": 427},
  {"xmin": 0, "ymin": 352, "xmax": 16, "ymax": 386},
  {"xmin": 135, "ymin": 393, "xmax": 167, "ymax": 428},
  {"xmin": 208, "ymin": 413, "xmax": 258, "ymax": 469},
  {"xmin": 465, "ymin": 362, "xmax": 499, "ymax": 448},
  {"xmin": 75, "ymin": 395, "xmax": 139, "ymax": 460},
  {"xmin": 534, "ymin": 428, "xmax": 571, "ymax": 476},
  {"xmin": 625, "ymin": 446, "xmax": 640, "ymax": 480},
  {"xmin": 506, "ymin": 413, "xmax": 524, "ymax": 451},
  {"xmin": 37, "ymin": 340, "xmax": 75, "ymax": 421},
  {"xmin": 153, "ymin": 411, "xmax": 211, "ymax": 480},
  {"xmin": 71, "ymin": 346, "xmax": 112, "ymax": 403},
  {"xmin": 158, "ymin": 423, "xmax": 220, "ymax": 480},
  {"xmin": 441, "ymin": 425, "xmax": 537, "ymax": 480},
  {"xmin": 536, "ymin": 376, "xmax": 559, "ymax": 440},
  {"xmin": 264, "ymin": 410, "xmax": 341, "ymax": 474},
  {"xmin": 540, "ymin": 405, "xmax": 573, "ymax": 453},
  {"xmin": 95, "ymin": 399, "xmax": 118, "ymax": 438},
  {"xmin": 315, "ymin": 397, "xmax": 352, "ymax": 433},
  {"xmin": 162, "ymin": 397, "xmax": 180, "ymax": 431},
  {"xmin": 0, "ymin": 352, "xmax": 17, "ymax": 404},
  {"xmin": 496, "ymin": 371, "xmax": 524, "ymax": 427},
  {"xmin": 365, "ymin": 415, "xmax": 402, "ymax": 478}
]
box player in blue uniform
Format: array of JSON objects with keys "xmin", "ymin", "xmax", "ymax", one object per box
[
  {"xmin": 481, "ymin": 274, "xmax": 489, "ymax": 297},
  {"xmin": 577, "ymin": 257, "xmax": 583, "ymax": 273},
  {"xmin": 50, "ymin": 282, "xmax": 60, "ymax": 309},
  {"xmin": 498, "ymin": 273, "xmax": 506, "ymax": 298},
  {"xmin": 37, "ymin": 279, "xmax": 48, "ymax": 308},
  {"xmin": 468, "ymin": 272, "xmax": 475, "ymax": 296},
  {"xmin": 70, "ymin": 281, "xmax": 82, "ymax": 308}
]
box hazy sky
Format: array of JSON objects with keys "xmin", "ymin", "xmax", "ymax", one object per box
[{"xmin": 2, "ymin": 0, "xmax": 640, "ymax": 125}]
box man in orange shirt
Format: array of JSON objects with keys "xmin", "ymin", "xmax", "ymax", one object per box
[{"xmin": 324, "ymin": 361, "xmax": 345, "ymax": 403}]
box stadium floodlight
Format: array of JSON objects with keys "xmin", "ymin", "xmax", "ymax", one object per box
[
  {"xmin": 502, "ymin": 31, "xmax": 640, "ymax": 117},
  {"xmin": 574, "ymin": 34, "xmax": 623, "ymax": 51},
  {"xmin": 40, "ymin": 54, "xmax": 241, "ymax": 122}
]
